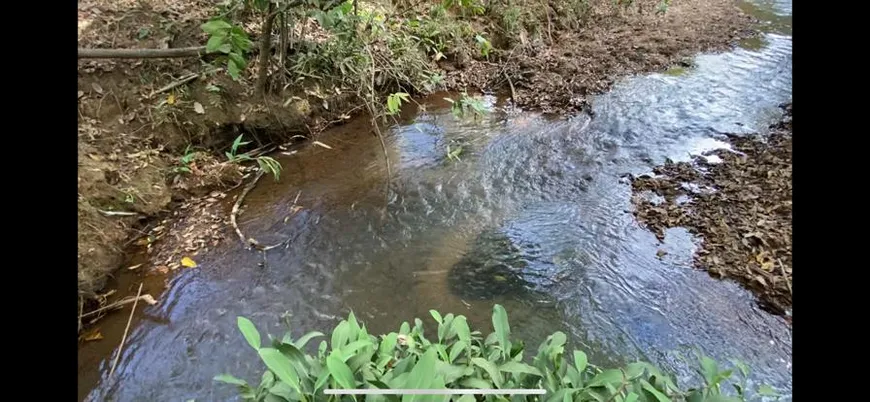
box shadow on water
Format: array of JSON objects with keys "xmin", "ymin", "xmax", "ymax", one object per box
[{"xmin": 80, "ymin": 0, "xmax": 792, "ymax": 399}]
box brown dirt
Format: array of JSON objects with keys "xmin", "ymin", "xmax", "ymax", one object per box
[
  {"xmin": 630, "ymin": 104, "xmax": 792, "ymax": 316},
  {"xmin": 76, "ymin": 0, "xmax": 759, "ymax": 308}
]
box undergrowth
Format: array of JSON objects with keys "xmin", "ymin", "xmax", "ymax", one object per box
[{"xmin": 216, "ymin": 305, "xmax": 782, "ymax": 401}]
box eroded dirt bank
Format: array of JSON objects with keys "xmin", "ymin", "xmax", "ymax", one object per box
[
  {"xmin": 631, "ymin": 104, "xmax": 792, "ymax": 316},
  {"xmin": 77, "ymin": 0, "xmax": 757, "ymax": 315}
]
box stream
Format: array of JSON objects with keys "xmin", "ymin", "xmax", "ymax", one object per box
[{"xmin": 80, "ymin": 0, "xmax": 792, "ymax": 400}]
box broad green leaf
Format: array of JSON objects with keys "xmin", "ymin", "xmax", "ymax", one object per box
[
  {"xmin": 573, "ymin": 351, "xmax": 588, "ymax": 373},
  {"xmin": 332, "ymin": 320, "xmax": 350, "ymax": 351},
  {"xmin": 460, "ymin": 376, "xmax": 492, "ymax": 389},
  {"xmin": 492, "ymin": 304, "xmax": 511, "ymax": 354},
  {"xmin": 757, "ymin": 384, "xmax": 779, "ymax": 396},
  {"xmin": 499, "ymin": 361, "xmax": 542, "ymax": 377},
  {"xmin": 347, "ymin": 311, "xmax": 362, "ymax": 337},
  {"xmin": 453, "ymin": 316, "xmax": 470, "ymax": 343},
  {"xmin": 258, "ymin": 348, "xmax": 301, "ymax": 393},
  {"xmin": 588, "ymin": 369, "xmax": 622, "ymax": 388},
  {"xmin": 228, "ymin": 52, "xmax": 247, "ymax": 70},
  {"xmin": 201, "ymin": 19, "xmax": 232, "ymax": 35},
  {"xmin": 430, "ymin": 310, "xmax": 443, "ymax": 324},
  {"xmin": 294, "ymin": 331, "xmax": 325, "ymax": 349},
  {"xmin": 448, "ymin": 340, "xmax": 466, "ymax": 363},
  {"xmin": 314, "ymin": 369, "xmax": 331, "ymax": 392},
  {"xmin": 406, "ymin": 348, "xmax": 439, "ymax": 390},
  {"xmin": 269, "ymin": 381, "xmax": 296, "ymax": 400},
  {"xmin": 238, "ymin": 317, "xmax": 261, "ymax": 350},
  {"xmin": 624, "ymin": 392, "xmax": 640, "ymax": 402},
  {"xmin": 729, "ymin": 359, "xmax": 749, "ymax": 378},
  {"xmin": 275, "ymin": 343, "xmax": 309, "ymax": 380},
  {"xmin": 327, "ymin": 353, "xmax": 356, "ymax": 389},
  {"xmin": 456, "ymin": 395, "xmax": 476, "ymax": 402},
  {"xmin": 640, "ymin": 379, "xmax": 671, "ymax": 402},
  {"xmin": 380, "ymin": 333, "xmax": 399, "ymax": 356},
  {"xmin": 434, "ymin": 360, "xmax": 467, "ymax": 383},
  {"xmin": 400, "ymin": 322, "xmax": 411, "ymax": 335},
  {"xmin": 214, "ymin": 374, "xmax": 248, "ymax": 386},
  {"xmin": 564, "ymin": 365, "xmax": 583, "ymax": 388},
  {"xmin": 699, "ymin": 355, "xmax": 718, "ymax": 386},
  {"xmin": 206, "ymin": 35, "xmax": 227, "ymax": 53},
  {"xmin": 625, "ymin": 362, "xmax": 647, "ymax": 380},
  {"xmin": 472, "ymin": 357, "xmax": 504, "ymax": 388},
  {"xmin": 339, "ymin": 339, "xmax": 373, "ymax": 361}
]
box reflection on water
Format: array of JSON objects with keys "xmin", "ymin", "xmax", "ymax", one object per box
[{"xmin": 81, "ymin": 0, "xmax": 792, "ymax": 400}]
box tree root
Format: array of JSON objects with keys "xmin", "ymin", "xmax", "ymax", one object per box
[{"xmin": 230, "ymin": 170, "xmax": 292, "ymax": 253}]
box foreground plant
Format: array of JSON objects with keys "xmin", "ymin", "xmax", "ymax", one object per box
[
  {"xmin": 215, "ymin": 305, "xmax": 780, "ymax": 401},
  {"xmin": 226, "ymin": 134, "xmax": 284, "ymax": 181}
]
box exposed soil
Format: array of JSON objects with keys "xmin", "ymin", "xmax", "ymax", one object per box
[
  {"xmin": 630, "ymin": 104, "xmax": 792, "ymax": 316},
  {"xmin": 76, "ymin": 0, "xmax": 758, "ymax": 318},
  {"xmin": 447, "ymin": 0, "xmax": 756, "ymax": 113}
]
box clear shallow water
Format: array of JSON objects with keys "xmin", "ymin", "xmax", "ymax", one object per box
[{"xmin": 82, "ymin": 1, "xmax": 792, "ymax": 400}]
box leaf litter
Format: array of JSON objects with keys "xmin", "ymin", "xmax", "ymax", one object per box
[{"xmin": 630, "ymin": 104, "xmax": 792, "ymax": 316}]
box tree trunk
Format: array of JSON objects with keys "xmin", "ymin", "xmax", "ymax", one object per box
[{"xmin": 256, "ymin": 4, "xmax": 277, "ymax": 97}]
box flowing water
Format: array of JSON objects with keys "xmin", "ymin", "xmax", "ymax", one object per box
[{"xmin": 80, "ymin": 0, "xmax": 792, "ymax": 399}]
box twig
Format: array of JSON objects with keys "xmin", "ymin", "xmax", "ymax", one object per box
[
  {"xmin": 149, "ymin": 73, "xmax": 199, "ymax": 98},
  {"xmin": 503, "ymin": 70, "xmax": 517, "ymax": 104},
  {"xmin": 78, "ymin": 297, "xmax": 84, "ymax": 333},
  {"xmin": 232, "ymin": 170, "xmax": 266, "ymax": 245},
  {"xmin": 230, "ymin": 170, "xmax": 291, "ymax": 252},
  {"xmin": 109, "ymin": 283, "xmax": 143, "ymax": 377},
  {"xmin": 363, "ymin": 45, "xmax": 392, "ymax": 202},
  {"xmin": 81, "ymin": 294, "xmax": 156, "ymax": 318},
  {"xmin": 778, "ymin": 259, "xmax": 792, "ymax": 296},
  {"xmin": 98, "ymin": 209, "xmax": 139, "ymax": 217}
]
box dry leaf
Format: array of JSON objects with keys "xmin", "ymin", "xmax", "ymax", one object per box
[
  {"xmin": 78, "ymin": 90, "xmax": 85, "ymax": 99},
  {"xmin": 155, "ymin": 265, "xmax": 170, "ymax": 274},
  {"xmin": 167, "ymin": 93, "xmax": 176, "ymax": 105},
  {"xmin": 181, "ymin": 256, "xmax": 198, "ymax": 268},
  {"xmin": 127, "ymin": 263, "xmax": 144, "ymax": 271},
  {"xmin": 82, "ymin": 330, "xmax": 104, "ymax": 341},
  {"xmin": 91, "ymin": 82, "xmax": 104, "ymax": 95},
  {"xmin": 193, "ymin": 102, "xmax": 205, "ymax": 114},
  {"xmin": 312, "ymin": 141, "xmax": 333, "ymax": 150}
]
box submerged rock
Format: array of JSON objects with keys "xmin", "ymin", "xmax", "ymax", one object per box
[{"xmin": 447, "ymin": 228, "xmax": 559, "ymax": 300}]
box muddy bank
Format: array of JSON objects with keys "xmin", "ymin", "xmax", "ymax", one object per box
[
  {"xmin": 630, "ymin": 104, "xmax": 792, "ymax": 316},
  {"xmin": 76, "ymin": 0, "xmax": 757, "ymax": 309}
]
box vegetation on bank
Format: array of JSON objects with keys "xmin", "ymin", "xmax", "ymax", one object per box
[{"xmin": 215, "ymin": 305, "xmax": 781, "ymax": 401}]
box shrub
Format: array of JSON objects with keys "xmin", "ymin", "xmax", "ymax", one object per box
[{"xmin": 216, "ymin": 305, "xmax": 780, "ymax": 401}]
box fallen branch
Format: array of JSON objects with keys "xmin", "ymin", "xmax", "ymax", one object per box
[
  {"xmin": 109, "ymin": 283, "xmax": 143, "ymax": 377},
  {"xmin": 230, "ymin": 170, "xmax": 291, "ymax": 252},
  {"xmin": 81, "ymin": 293, "xmax": 157, "ymax": 318},
  {"xmin": 79, "ymin": 46, "xmax": 207, "ymax": 59}
]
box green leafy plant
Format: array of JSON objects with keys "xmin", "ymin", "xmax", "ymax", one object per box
[
  {"xmin": 225, "ymin": 134, "xmax": 283, "ymax": 181},
  {"xmin": 444, "ymin": 92, "xmax": 487, "ymax": 119},
  {"xmin": 173, "ymin": 144, "xmax": 197, "ymax": 174},
  {"xmin": 217, "ymin": 305, "xmax": 781, "ymax": 402},
  {"xmin": 443, "ymin": 0, "xmax": 486, "ymax": 16},
  {"xmin": 446, "ymin": 143, "xmax": 463, "ymax": 162},
  {"xmin": 201, "ymin": 18, "xmax": 253, "ymax": 80},
  {"xmin": 475, "ymin": 35, "xmax": 492, "ymax": 58},
  {"xmin": 226, "ymin": 134, "xmax": 253, "ymax": 163},
  {"xmin": 386, "ymin": 92, "xmax": 411, "ymax": 116}
]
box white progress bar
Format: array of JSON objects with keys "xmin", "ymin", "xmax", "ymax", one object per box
[{"xmin": 324, "ymin": 389, "xmax": 546, "ymax": 395}]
